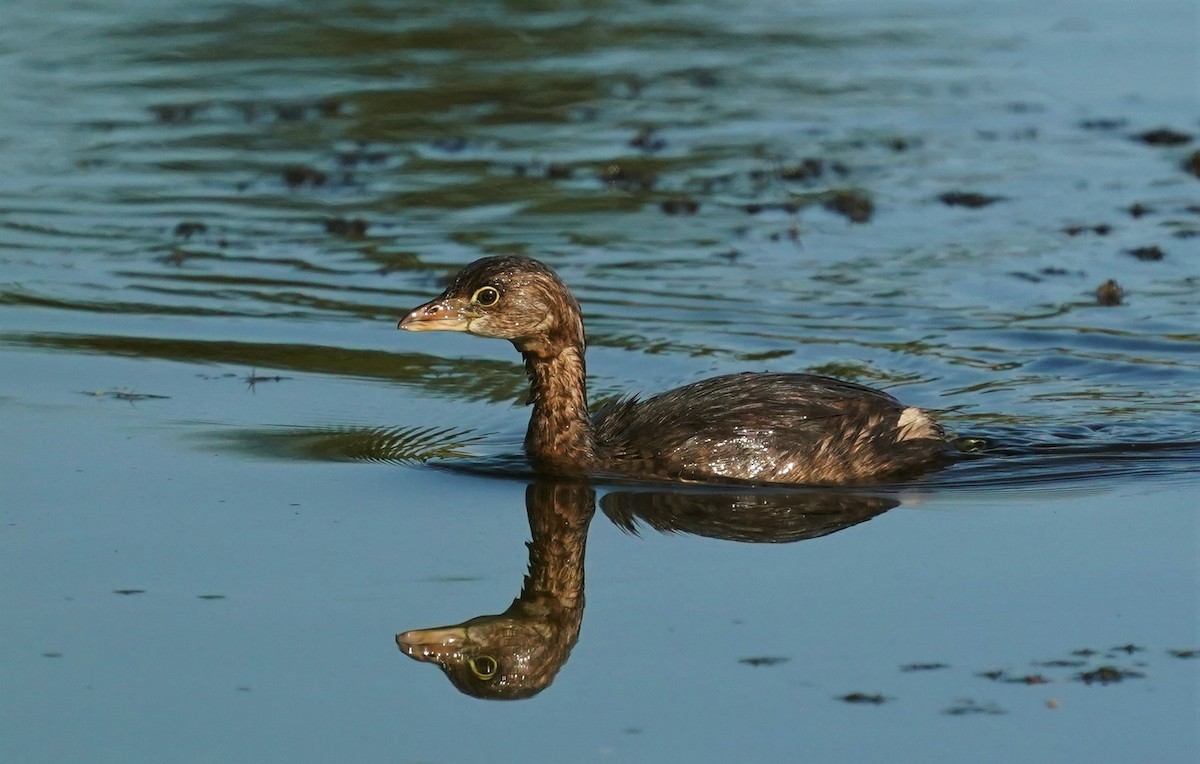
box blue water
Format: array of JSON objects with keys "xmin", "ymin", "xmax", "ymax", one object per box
[{"xmin": 1, "ymin": 0, "xmax": 1197, "ymax": 761}]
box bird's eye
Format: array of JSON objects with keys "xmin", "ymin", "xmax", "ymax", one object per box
[
  {"xmin": 468, "ymin": 655, "xmax": 498, "ymax": 680},
  {"xmin": 472, "ymin": 286, "xmax": 500, "ymax": 307}
]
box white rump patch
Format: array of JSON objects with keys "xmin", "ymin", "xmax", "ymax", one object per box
[{"xmin": 896, "ymin": 407, "xmax": 938, "ymax": 441}]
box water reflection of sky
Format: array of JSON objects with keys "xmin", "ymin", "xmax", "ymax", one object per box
[{"xmin": 1, "ymin": 0, "xmax": 1197, "ymax": 761}]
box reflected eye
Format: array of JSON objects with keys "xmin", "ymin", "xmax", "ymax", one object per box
[
  {"xmin": 472, "ymin": 286, "xmax": 500, "ymax": 307},
  {"xmin": 468, "ymin": 655, "xmax": 498, "ymax": 680}
]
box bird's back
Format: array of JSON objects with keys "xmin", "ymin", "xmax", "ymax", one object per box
[{"xmin": 591, "ymin": 372, "xmax": 947, "ymax": 484}]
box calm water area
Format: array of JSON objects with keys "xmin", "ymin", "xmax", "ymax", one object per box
[{"xmin": 1, "ymin": 0, "xmax": 1198, "ymax": 761}]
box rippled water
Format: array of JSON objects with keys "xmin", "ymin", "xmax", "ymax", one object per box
[{"xmin": 2, "ymin": 0, "xmax": 1197, "ymax": 761}]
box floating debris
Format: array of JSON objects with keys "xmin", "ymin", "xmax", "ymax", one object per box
[
  {"xmin": 173, "ymin": 221, "xmax": 208, "ymax": 238},
  {"xmin": 113, "ymin": 589, "xmax": 146, "ymax": 596},
  {"xmin": 743, "ymin": 201, "xmax": 800, "ymax": 215},
  {"xmin": 282, "ymin": 165, "xmax": 328, "ymax": 188},
  {"xmin": 823, "ymin": 189, "xmax": 874, "ymax": 223},
  {"xmin": 939, "ymin": 191, "xmax": 1003, "ymax": 208},
  {"xmin": 80, "ymin": 389, "xmax": 170, "ymax": 403},
  {"xmin": 1077, "ymin": 665, "xmax": 1144, "ymax": 685},
  {"xmin": 1127, "ymin": 245, "xmax": 1165, "ymax": 261},
  {"xmin": 1184, "ymin": 150, "xmax": 1200, "ymax": 178},
  {"xmin": 324, "ymin": 217, "xmax": 368, "ymax": 236},
  {"xmin": 1095, "ymin": 279, "xmax": 1124, "ymax": 306},
  {"xmin": 979, "ymin": 668, "xmax": 1052, "ymax": 685},
  {"xmin": 839, "ymin": 692, "xmax": 889, "ymax": 705},
  {"xmin": 738, "ymin": 656, "xmax": 789, "ymax": 667},
  {"xmin": 1064, "ymin": 223, "xmax": 1111, "ymax": 236},
  {"xmin": 244, "ymin": 370, "xmax": 291, "ymax": 391},
  {"xmin": 1132, "ymin": 127, "xmax": 1192, "ymax": 146},
  {"xmin": 1035, "ymin": 658, "xmax": 1088, "ymax": 668},
  {"xmin": 901, "ymin": 662, "xmax": 950, "ymax": 672},
  {"xmin": 149, "ymin": 103, "xmax": 199, "ymax": 124}
]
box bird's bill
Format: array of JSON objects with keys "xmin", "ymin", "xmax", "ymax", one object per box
[
  {"xmin": 398, "ymin": 297, "xmax": 476, "ymax": 332},
  {"xmin": 396, "ymin": 626, "xmax": 469, "ymax": 663}
]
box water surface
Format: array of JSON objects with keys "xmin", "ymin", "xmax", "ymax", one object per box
[{"xmin": 1, "ymin": 0, "xmax": 1197, "ymax": 762}]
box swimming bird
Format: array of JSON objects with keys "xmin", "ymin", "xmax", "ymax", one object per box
[{"xmin": 400, "ymin": 255, "xmax": 947, "ymax": 484}]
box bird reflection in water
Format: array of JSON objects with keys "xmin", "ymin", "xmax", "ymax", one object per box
[
  {"xmin": 397, "ymin": 480, "xmax": 898, "ymax": 699},
  {"xmin": 397, "ymin": 481, "xmax": 594, "ymax": 700}
]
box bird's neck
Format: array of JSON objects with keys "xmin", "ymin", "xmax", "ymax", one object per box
[{"xmin": 518, "ymin": 333, "xmax": 596, "ymax": 475}]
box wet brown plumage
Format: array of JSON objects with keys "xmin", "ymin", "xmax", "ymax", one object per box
[{"xmin": 400, "ymin": 255, "xmax": 948, "ymax": 484}]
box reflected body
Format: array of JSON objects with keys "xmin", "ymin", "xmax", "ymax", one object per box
[
  {"xmin": 398, "ymin": 479, "xmax": 899, "ymax": 699},
  {"xmin": 602, "ymin": 487, "xmax": 898, "ymax": 543},
  {"xmin": 400, "ymin": 256, "xmax": 948, "ymax": 484}
]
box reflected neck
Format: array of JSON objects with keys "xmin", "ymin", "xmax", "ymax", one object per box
[
  {"xmin": 521, "ymin": 482, "xmax": 595, "ymax": 611},
  {"xmin": 518, "ymin": 332, "xmax": 595, "ymax": 475}
]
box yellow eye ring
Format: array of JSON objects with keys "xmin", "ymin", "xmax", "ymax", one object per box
[
  {"xmin": 469, "ymin": 655, "xmax": 498, "ymax": 680},
  {"xmin": 472, "ymin": 286, "xmax": 500, "ymax": 307}
]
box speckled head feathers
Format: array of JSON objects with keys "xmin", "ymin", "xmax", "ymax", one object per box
[{"xmin": 401, "ymin": 255, "xmax": 584, "ymax": 352}]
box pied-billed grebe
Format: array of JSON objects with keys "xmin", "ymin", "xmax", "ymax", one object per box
[{"xmin": 400, "ymin": 255, "xmax": 948, "ymax": 484}]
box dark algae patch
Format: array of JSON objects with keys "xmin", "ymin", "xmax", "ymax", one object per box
[
  {"xmin": 938, "ymin": 191, "xmax": 1003, "ymax": 208},
  {"xmin": 282, "ymin": 165, "xmax": 328, "ymax": 188},
  {"xmin": 1077, "ymin": 666, "xmax": 1144, "ymax": 685},
  {"xmin": 1132, "ymin": 127, "xmax": 1193, "ymax": 146},
  {"xmin": 81, "ymin": 389, "xmax": 170, "ymax": 403},
  {"xmin": 838, "ymin": 692, "xmax": 890, "ymax": 705},
  {"xmin": 1064, "ymin": 223, "xmax": 1111, "ymax": 236},
  {"xmin": 823, "ymin": 189, "xmax": 874, "ymax": 223},
  {"xmin": 173, "ymin": 221, "xmax": 208, "ymax": 238},
  {"xmin": 243, "ymin": 370, "xmax": 291, "ymax": 390},
  {"xmin": 738, "ymin": 656, "xmax": 789, "ymax": 667},
  {"xmin": 323, "ymin": 217, "xmax": 368, "ymax": 236},
  {"xmin": 900, "ymin": 662, "xmax": 950, "ymax": 672},
  {"xmin": 1185, "ymin": 150, "xmax": 1200, "ymax": 178},
  {"xmin": 978, "ymin": 670, "xmax": 1051, "ymax": 685},
  {"xmin": 1126, "ymin": 245, "xmax": 1165, "ymax": 261}
]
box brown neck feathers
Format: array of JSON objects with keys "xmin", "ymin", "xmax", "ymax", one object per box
[{"xmin": 516, "ymin": 310, "xmax": 595, "ymax": 475}]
